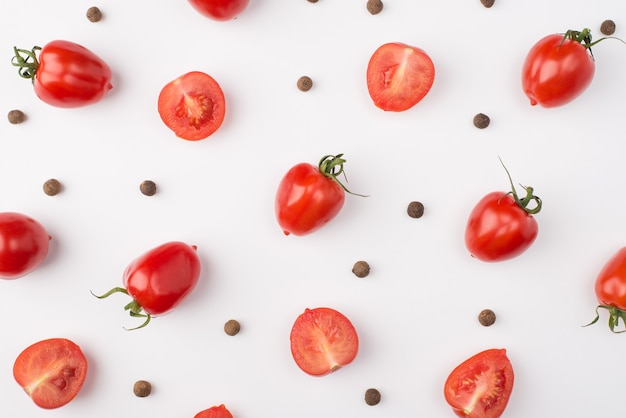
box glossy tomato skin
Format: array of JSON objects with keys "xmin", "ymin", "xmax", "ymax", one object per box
[
  {"xmin": 594, "ymin": 247, "xmax": 626, "ymax": 309},
  {"xmin": 367, "ymin": 42, "xmax": 435, "ymax": 112},
  {"xmin": 194, "ymin": 404, "xmax": 234, "ymax": 418},
  {"xmin": 522, "ymin": 34, "xmax": 595, "ymax": 108},
  {"xmin": 34, "ymin": 40, "xmax": 112, "ymax": 108},
  {"xmin": 465, "ymin": 192, "xmax": 538, "ymax": 262},
  {"xmin": 188, "ymin": 0, "xmax": 249, "ymax": 21},
  {"xmin": 123, "ymin": 241, "xmax": 201, "ymax": 316},
  {"xmin": 444, "ymin": 348, "xmax": 514, "ymax": 418},
  {"xmin": 275, "ymin": 163, "xmax": 345, "ymax": 236},
  {"xmin": 290, "ymin": 307, "xmax": 359, "ymax": 376},
  {"xmin": 13, "ymin": 338, "xmax": 88, "ymax": 409},
  {"xmin": 0, "ymin": 212, "xmax": 50, "ymax": 279},
  {"xmin": 158, "ymin": 71, "xmax": 226, "ymax": 141}
]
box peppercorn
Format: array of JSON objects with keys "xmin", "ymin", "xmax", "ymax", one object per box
[
  {"xmin": 224, "ymin": 319, "xmax": 241, "ymax": 336},
  {"xmin": 297, "ymin": 76, "xmax": 313, "ymax": 92},
  {"xmin": 7, "ymin": 109, "xmax": 26, "ymax": 124},
  {"xmin": 478, "ymin": 309, "xmax": 496, "ymax": 326},
  {"xmin": 43, "ymin": 179, "xmax": 62, "ymax": 196},
  {"xmin": 307, "ymin": 0, "xmax": 318, "ymax": 3},
  {"xmin": 366, "ymin": 0, "xmax": 383, "ymax": 15},
  {"xmin": 352, "ymin": 261, "xmax": 370, "ymax": 278},
  {"xmin": 133, "ymin": 380, "xmax": 152, "ymax": 397},
  {"xmin": 86, "ymin": 6, "xmax": 103, "ymax": 22},
  {"xmin": 473, "ymin": 113, "xmax": 490, "ymax": 129},
  {"xmin": 601, "ymin": 20, "xmax": 616, "ymax": 36},
  {"xmin": 407, "ymin": 201, "xmax": 424, "ymax": 218},
  {"xmin": 480, "ymin": 0, "xmax": 495, "ymax": 8},
  {"xmin": 364, "ymin": 388, "xmax": 381, "ymax": 405},
  {"xmin": 140, "ymin": 180, "xmax": 157, "ymax": 196}
]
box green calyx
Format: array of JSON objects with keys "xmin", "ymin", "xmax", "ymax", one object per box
[
  {"xmin": 584, "ymin": 305, "xmax": 626, "ymax": 333},
  {"xmin": 12, "ymin": 46, "xmax": 42, "ymax": 81},
  {"xmin": 561, "ymin": 28, "xmax": 626, "ymax": 59},
  {"xmin": 318, "ymin": 154, "xmax": 368, "ymax": 197},
  {"xmin": 91, "ymin": 287, "xmax": 152, "ymax": 331},
  {"xmin": 499, "ymin": 157, "xmax": 542, "ymax": 215}
]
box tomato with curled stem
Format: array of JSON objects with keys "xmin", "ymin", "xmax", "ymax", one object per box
[
  {"xmin": 444, "ymin": 348, "xmax": 514, "ymax": 418},
  {"xmin": 0, "ymin": 212, "xmax": 50, "ymax": 279},
  {"xmin": 194, "ymin": 404, "xmax": 233, "ymax": 418},
  {"xmin": 188, "ymin": 0, "xmax": 249, "ymax": 21},
  {"xmin": 93, "ymin": 241, "xmax": 201, "ymax": 330},
  {"xmin": 586, "ymin": 247, "xmax": 626, "ymax": 333},
  {"xmin": 12, "ymin": 40, "xmax": 112, "ymax": 108}
]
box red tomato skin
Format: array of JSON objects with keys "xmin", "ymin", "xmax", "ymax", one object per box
[
  {"xmin": 366, "ymin": 42, "xmax": 435, "ymax": 112},
  {"xmin": 34, "ymin": 40, "xmax": 112, "ymax": 108},
  {"xmin": 275, "ymin": 163, "xmax": 345, "ymax": 236},
  {"xmin": 0, "ymin": 212, "xmax": 50, "ymax": 279},
  {"xmin": 158, "ymin": 71, "xmax": 226, "ymax": 141},
  {"xmin": 194, "ymin": 404, "xmax": 234, "ymax": 418},
  {"xmin": 594, "ymin": 247, "xmax": 626, "ymax": 309},
  {"xmin": 13, "ymin": 338, "xmax": 88, "ymax": 409},
  {"xmin": 444, "ymin": 349, "xmax": 514, "ymax": 418},
  {"xmin": 465, "ymin": 192, "xmax": 538, "ymax": 262},
  {"xmin": 188, "ymin": 0, "xmax": 249, "ymax": 20},
  {"xmin": 522, "ymin": 34, "xmax": 595, "ymax": 108},
  {"xmin": 123, "ymin": 242, "xmax": 201, "ymax": 316}
]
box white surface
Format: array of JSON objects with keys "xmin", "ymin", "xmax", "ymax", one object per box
[{"xmin": 1, "ymin": 0, "xmax": 625, "ymax": 417}]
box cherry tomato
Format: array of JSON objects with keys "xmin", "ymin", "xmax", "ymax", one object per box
[
  {"xmin": 522, "ymin": 29, "xmax": 596, "ymax": 108},
  {"xmin": 194, "ymin": 404, "xmax": 234, "ymax": 418},
  {"xmin": 290, "ymin": 307, "xmax": 359, "ymax": 376},
  {"xmin": 586, "ymin": 247, "xmax": 626, "ymax": 333},
  {"xmin": 158, "ymin": 71, "xmax": 226, "ymax": 141},
  {"xmin": 13, "ymin": 338, "xmax": 88, "ymax": 409},
  {"xmin": 12, "ymin": 40, "xmax": 112, "ymax": 108},
  {"xmin": 465, "ymin": 162, "xmax": 541, "ymax": 262},
  {"xmin": 444, "ymin": 348, "xmax": 514, "ymax": 418},
  {"xmin": 275, "ymin": 154, "xmax": 364, "ymax": 236},
  {"xmin": 188, "ymin": 0, "xmax": 249, "ymax": 21},
  {"xmin": 94, "ymin": 241, "xmax": 201, "ymax": 330},
  {"xmin": 0, "ymin": 212, "xmax": 50, "ymax": 279},
  {"xmin": 366, "ymin": 42, "xmax": 435, "ymax": 112}
]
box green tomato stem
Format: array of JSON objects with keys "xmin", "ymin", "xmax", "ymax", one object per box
[
  {"xmin": 91, "ymin": 286, "xmax": 151, "ymax": 331},
  {"xmin": 11, "ymin": 46, "xmax": 41, "ymax": 81},
  {"xmin": 317, "ymin": 154, "xmax": 368, "ymax": 197},
  {"xmin": 498, "ymin": 157, "xmax": 542, "ymax": 215},
  {"xmin": 584, "ymin": 305, "xmax": 626, "ymax": 333}
]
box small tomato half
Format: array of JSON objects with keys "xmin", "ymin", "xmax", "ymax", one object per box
[
  {"xmin": 194, "ymin": 404, "xmax": 234, "ymax": 418},
  {"xmin": 158, "ymin": 71, "xmax": 226, "ymax": 141},
  {"xmin": 366, "ymin": 42, "xmax": 435, "ymax": 111}
]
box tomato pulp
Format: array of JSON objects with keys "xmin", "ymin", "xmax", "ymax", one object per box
[
  {"xmin": 194, "ymin": 404, "xmax": 234, "ymax": 418},
  {"xmin": 188, "ymin": 0, "xmax": 249, "ymax": 21},
  {"xmin": 0, "ymin": 212, "xmax": 50, "ymax": 279}
]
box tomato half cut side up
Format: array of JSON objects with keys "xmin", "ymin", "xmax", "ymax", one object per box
[
  {"xmin": 13, "ymin": 338, "xmax": 88, "ymax": 409},
  {"xmin": 194, "ymin": 404, "xmax": 234, "ymax": 418},
  {"xmin": 158, "ymin": 71, "xmax": 226, "ymax": 141},
  {"xmin": 444, "ymin": 348, "xmax": 514, "ymax": 418}
]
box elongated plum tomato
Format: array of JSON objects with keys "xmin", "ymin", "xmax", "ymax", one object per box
[
  {"xmin": 0, "ymin": 212, "xmax": 50, "ymax": 279},
  {"xmin": 522, "ymin": 29, "xmax": 596, "ymax": 108},
  {"xmin": 188, "ymin": 0, "xmax": 249, "ymax": 21},
  {"xmin": 366, "ymin": 42, "xmax": 435, "ymax": 111},
  {"xmin": 93, "ymin": 241, "xmax": 201, "ymax": 330},
  {"xmin": 586, "ymin": 247, "xmax": 626, "ymax": 333},
  {"xmin": 290, "ymin": 307, "xmax": 359, "ymax": 376},
  {"xmin": 12, "ymin": 40, "xmax": 112, "ymax": 108},
  {"xmin": 194, "ymin": 404, "xmax": 234, "ymax": 418},
  {"xmin": 13, "ymin": 338, "xmax": 88, "ymax": 409},
  {"xmin": 158, "ymin": 71, "xmax": 226, "ymax": 141},
  {"xmin": 444, "ymin": 348, "xmax": 514, "ymax": 418}
]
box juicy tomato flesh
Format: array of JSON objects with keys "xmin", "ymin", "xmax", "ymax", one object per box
[
  {"xmin": 594, "ymin": 247, "xmax": 626, "ymax": 309},
  {"xmin": 194, "ymin": 404, "xmax": 234, "ymax": 418},
  {"xmin": 13, "ymin": 338, "xmax": 88, "ymax": 409},
  {"xmin": 465, "ymin": 192, "xmax": 538, "ymax": 262},
  {"xmin": 0, "ymin": 212, "xmax": 50, "ymax": 280},
  {"xmin": 444, "ymin": 349, "xmax": 514, "ymax": 418},
  {"xmin": 158, "ymin": 71, "xmax": 226, "ymax": 141},
  {"xmin": 521, "ymin": 34, "xmax": 595, "ymax": 108},
  {"xmin": 367, "ymin": 42, "xmax": 435, "ymax": 112},
  {"xmin": 123, "ymin": 241, "xmax": 201, "ymax": 315},
  {"xmin": 275, "ymin": 163, "xmax": 345, "ymax": 236},
  {"xmin": 290, "ymin": 307, "xmax": 359, "ymax": 376},
  {"xmin": 188, "ymin": 0, "xmax": 249, "ymax": 21}
]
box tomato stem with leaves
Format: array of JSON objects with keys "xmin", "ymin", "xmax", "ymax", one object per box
[
  {"xmin": 12, "ymin": 46, "xmax": 42, "ymax": 80},
  {"xmin": 585, "ymin": 305, "xmax": 626, "ymax": 333},
  {"xmin": 500, "ymin": 157, "xmax": 542, "ymax": 215},
  {"xmin": 318, "ymin": 154, "xmax": 368, "ymax": 197},
  {"xmin": 562, "ymin": 28, "xmax": 626, "ymax": 58},
  {"xmin": 91, "ymin": 287, "xmax": 151, "ymax": 331}
]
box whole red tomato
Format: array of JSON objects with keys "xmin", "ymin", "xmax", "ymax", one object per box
[
  {"xmin": 12, "ymin": 40, "xmax": 112, "ymax": 108},
  {"xmin": 93, "ymin": 241, "xmax": 201, "ymax": 330},
  {"xmin": 586, "ymin": 247, "xmax": 626, "ymax": 333},
  {"xmin": 522, "ymin": 29, "xmax": 595, "ymax": 107},
  {"xmin": 188, "ymin": 0, "xmax": 249, "ymax": 21},
  {"xmin": 465, "ymin": 162, "xmax": 541, "ymax": 262},
  {"xmin": 0, "ymin": 212, "xmax": 50, "ymax": 279},
  {"xmin": 275, "ymin": 154, "xmax": 364, "ymax": 236}
]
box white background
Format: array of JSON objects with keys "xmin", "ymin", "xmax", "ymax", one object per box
[{"xmin": 1, "ymin": 0, "xmax": 626, "ymax": 417}]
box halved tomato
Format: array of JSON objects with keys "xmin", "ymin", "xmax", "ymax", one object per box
[
  {"xmin": 13, "ymin": 338, "xmax": 88, "ymax": 409},
  {"xmin": 366, "ymin": 42, "xmax": 435, "ymax": 111},
  {"xmin": 289, "ymin": 307, "xmax": 359, "ymax": 376},
  {"xmin": 444, "ymin": 348, "xmax": 514, "ymax": 418},
  {"xmin": 194, "ymin": 404, "xmax": 233, "ymax": 418},
  {"xmin": 158, "ymin": 71, "xmax": 226, "ymax": 141}
]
